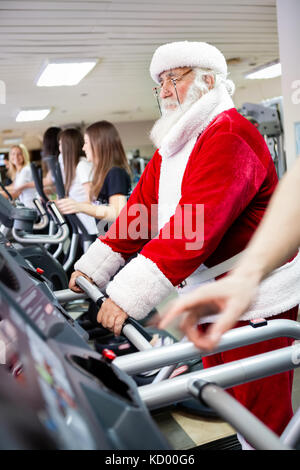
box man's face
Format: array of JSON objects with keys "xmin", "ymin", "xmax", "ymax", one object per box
[
  {"xmin": 150, "ymin": 66, "xmax": 212, "ymax": 148},
  {"xmin": 158, "ymin": 67, "xmax": 195, "ymax": 111}
]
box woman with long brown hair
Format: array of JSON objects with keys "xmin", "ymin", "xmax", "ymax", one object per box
[
  {"xmin": 57, "ymin": 127, "xmax": 98, "ymax": 234},
  {"xmin": 56, "ymin": 121, "xmax": 131, "ymax": 231}
]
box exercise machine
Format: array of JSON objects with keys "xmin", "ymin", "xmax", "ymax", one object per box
[
  {"xmin": 77, "ymin": 278, "xmax": 300, "ymax": 450},
  {"xmin": 241, "ymin": 100, "xmax": 286, "ymax": 179},
  {"xmin": 0, "ymin": 245, "xmax": 169, "ymax": 450},
  {"xmin": 0, "ymin": 192, "xmax": 69, "ymax": 290}
]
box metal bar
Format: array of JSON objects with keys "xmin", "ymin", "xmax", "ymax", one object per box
[
  {"xmin": 114, "ymin": 319, "xmax": 300, "ymax": 374},
  {"xmin": 281, "ymin": 407, "xmax": 300, "ymax": 447},
  {"xmin": 189, "ymin": 380, "xmax": 289, "ymax": 450},
  {"xmin": 52, "ymin": 242, "xmax": 63, "ymax": 259},
  {"xmin": 151, "ymin": 363, "xmax": 178, "ymax": 383},
  {"xmin": 54, "ymin": 288, "xmax": 88, "ymax": 303},
  {"xmin": 12, "ymin": 224, "xmax": 69, "ymax": 245},
  {"xmin": 122, "ymin": 323, "xmax": 153, "ymax": 351},
  {"xmin": 75, "ymin": 276, "xmax": 153, "ymax": 351},
  {"xmin": 151, "ymin": 337, "xmax": 189, "ymax": 384},
  {"xmin": 63, "ymin": 233, "xmax": 79, "ymax": 271},
  {"xmin": 75, "ymin": 276, "xmax": 105, "ymax": 304},
  {"xmin": 139, "ymin": 343, "xmax": 300, "ymax": 410}
]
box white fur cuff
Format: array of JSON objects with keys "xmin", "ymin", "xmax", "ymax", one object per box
[
  {"xmin": 74, "ymin": 239, "xmax": 125, "ymax": 289},
  {"xmin": 106, "ymin": 254, "xmax": 175, "ymax": 320}
]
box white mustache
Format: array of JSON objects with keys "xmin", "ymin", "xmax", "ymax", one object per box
[{"xmin": 162, "ymin": 98, "xmax": 179, "ymax": 107}]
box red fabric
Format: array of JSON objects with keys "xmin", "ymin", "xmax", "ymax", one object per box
[
  {"xmin": 201, "ymin": 307, "xmax": 299, "ymax": 437},
  {"xmin": 98, "ymin": 148, "xmax": 161, "ymax": 259},
  {"xmin": 99, "ymin": 108, "xmax": 278, "ymax": 286}
]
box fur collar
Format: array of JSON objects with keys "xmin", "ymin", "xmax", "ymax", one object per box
[{"xmin": 159, "ymin": 84, "xmax": 235, "ymax": 159}]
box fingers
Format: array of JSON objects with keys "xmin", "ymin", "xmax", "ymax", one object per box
[
  {"xmin": 55, "ymin": 198, "xmax": 74, "ymax": 214},
  {"xmin": 179, "ymin": 312, "xmax": 213, "ymax": 350},
  {"xmin": 97, "ymin": 299, "xmax": 128, "ymax": 336},
  {"xmin": 207, "ymin": 301, "xmax": 244, "ymax": 346},
  {"xmin": 159, "ymin": 286, "xmax": 220, "ymax": 330},
  {"xmin": 113, "ymin": 312, "xmax": 128, "ymax": 336},
  {"xmin": 69, "ymin": 271, "xmax": 93, "ymax": 293},
  {"xmin": 69, "ymin": 271, "xmax": 84, "ymax": 292},
  {"xmin": 180, "ymin": 301, "xmax": 245, "ymax": 352}
]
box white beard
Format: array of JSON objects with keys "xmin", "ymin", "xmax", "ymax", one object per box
[{"xmin": 150, "ymin": 80, "xmax": 208, "ymax": 149}]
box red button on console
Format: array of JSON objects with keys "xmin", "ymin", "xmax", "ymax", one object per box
[{"xmin": 102, "ymin": 349, "xmax": 117, "ymax": 361}]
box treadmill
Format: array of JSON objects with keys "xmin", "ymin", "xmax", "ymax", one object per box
[{"xmin": 0, "ymin": 245, "xmax": 169, "ymax": 450}]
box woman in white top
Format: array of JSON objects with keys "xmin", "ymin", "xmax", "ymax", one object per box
[
  {"xmin": 0, "ymin": 145, "xmax": 36, "ymax": 208},
  {"xmin": 58, "ymin": 128, "xmax": 98, "ymax": 235},
  {"xmin": 56, "ymin": 121, "xmax": 131, "ymax": 233}
]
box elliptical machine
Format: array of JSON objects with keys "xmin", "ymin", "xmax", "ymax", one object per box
[{"xmin": 0, "ymin": 190, "xmax": 70, "ymax": 291}]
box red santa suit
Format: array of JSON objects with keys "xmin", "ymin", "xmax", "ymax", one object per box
[{"xmin": 75, "ymin": 82, "xmax": 300, "ymax": 441}]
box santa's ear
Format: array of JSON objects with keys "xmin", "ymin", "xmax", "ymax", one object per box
[{"xmin": 203, "ymin": 74, "xmax": 215, "ymax": 90}]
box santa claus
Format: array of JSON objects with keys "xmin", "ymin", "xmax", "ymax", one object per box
[{"xmin": 70, "ymin": 41, "xmax": 298, "ymax": 447}]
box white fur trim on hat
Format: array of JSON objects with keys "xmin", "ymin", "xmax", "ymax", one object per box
[
  {"xmin": 106, "ymin": 254, "xmax": 175, "ymax": 320},
  {"xmin": 74, "ymin": 238, "xmax": 125, "ymax": 289},
  {"xmin": 150, "ymin": 41, "xmax": 227, "ymax": 84}
]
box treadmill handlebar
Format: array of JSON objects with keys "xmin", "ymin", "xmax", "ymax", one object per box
[
  {"xmin": 75, "ymin": 276, "xmax": 153, "ymax": 351},
  {"xmin": 0, "ymin": 182, "xmax": 13, "ymax": 201},
  {"xmin": 12, "ymin": 223, "xmax": 69, "ymax": 245},
  {"xmin": 33, "ymin": 198, "xmax": 46, "ymax": 217},
  {"xmin": 46, "ymin": 201, "xmax": 66, "ymax": 227},
  {"xmin": 32, "ymin": 198, "xmax": 48, "ymax": 231},
  {"xmin": 75, "ymin": 275, "xmax": 105, "ymax": 308},
  {"xmin": 114, "ymin": 318, "xmax": 300, "ymax": 375},
  {"xmin": 188, "ymin": 379, "xmax": 289, "ymax": 450}
]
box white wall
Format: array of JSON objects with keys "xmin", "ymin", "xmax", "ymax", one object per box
[
  {"xmin": 233, "ymin": 77, "xmax": 282, "ymax": 110},
  {"xmin": 114, "ymin": 119, "xmax": 156, "ymax": 159},
  {"xmin": 276, "ymin": 0, "xmax": 300, "ymax": 169}
]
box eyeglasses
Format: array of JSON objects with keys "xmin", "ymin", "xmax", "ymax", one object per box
[
  {"xmin": 152, "ymin": 69, "xmax": 193, "ymax": 115},
  {"xmin": 154, "ymin": 68, "xmax": 193, "ymax": 92}
]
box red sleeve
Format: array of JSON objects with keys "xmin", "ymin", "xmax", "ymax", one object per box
[
  {"xmin": 99, "ymin": 151, "xmax": 161, "ymax": 260},
  {"xmin": 140, "ymin": 132, "xmax": 268, "ymax": 286}
]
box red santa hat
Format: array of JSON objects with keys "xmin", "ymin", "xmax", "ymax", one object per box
[{"xmin": 150, "ymin": 41, "xmax": 228, "ymax": 84}]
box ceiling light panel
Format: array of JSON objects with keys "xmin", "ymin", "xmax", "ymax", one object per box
[
  {"xmin": 16, "ymin": 109, "xmax": 51, "ymax": 122},
  {"xmin": 245, "ymin": 62, "xmax": 282, "ymax": 80},
  {"xmin": 36, "ymin": 60, "xmax": 98, "ymax": 87}
]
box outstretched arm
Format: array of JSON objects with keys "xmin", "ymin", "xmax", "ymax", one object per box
[
  {"xmin": 56, "ymin": 194, "xmax": 127, "ymax": 221},
  {"xmin": 160, "ymin": 157, "xmax": 300, "ymax": 350}
]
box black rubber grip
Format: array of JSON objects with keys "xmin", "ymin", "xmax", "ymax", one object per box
[{"xmin": 123, "ymin": 317, "xmax": 153, "ymax": 342}]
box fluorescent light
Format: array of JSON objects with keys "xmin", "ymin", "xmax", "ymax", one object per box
[
  {"xmin": 16, "ymin": 108, "xmax": 51, "ymax": 122},
  {"xmin": 37, "ymin": 59, "xmax": 97, "ymax": 87},
  {"xmin": 245, "ymin": 61, "xmax": 282, "ymax": 80},
  {"xmin": 3, "ymin": 137, "xmax": 22, "ymax": 145}
]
